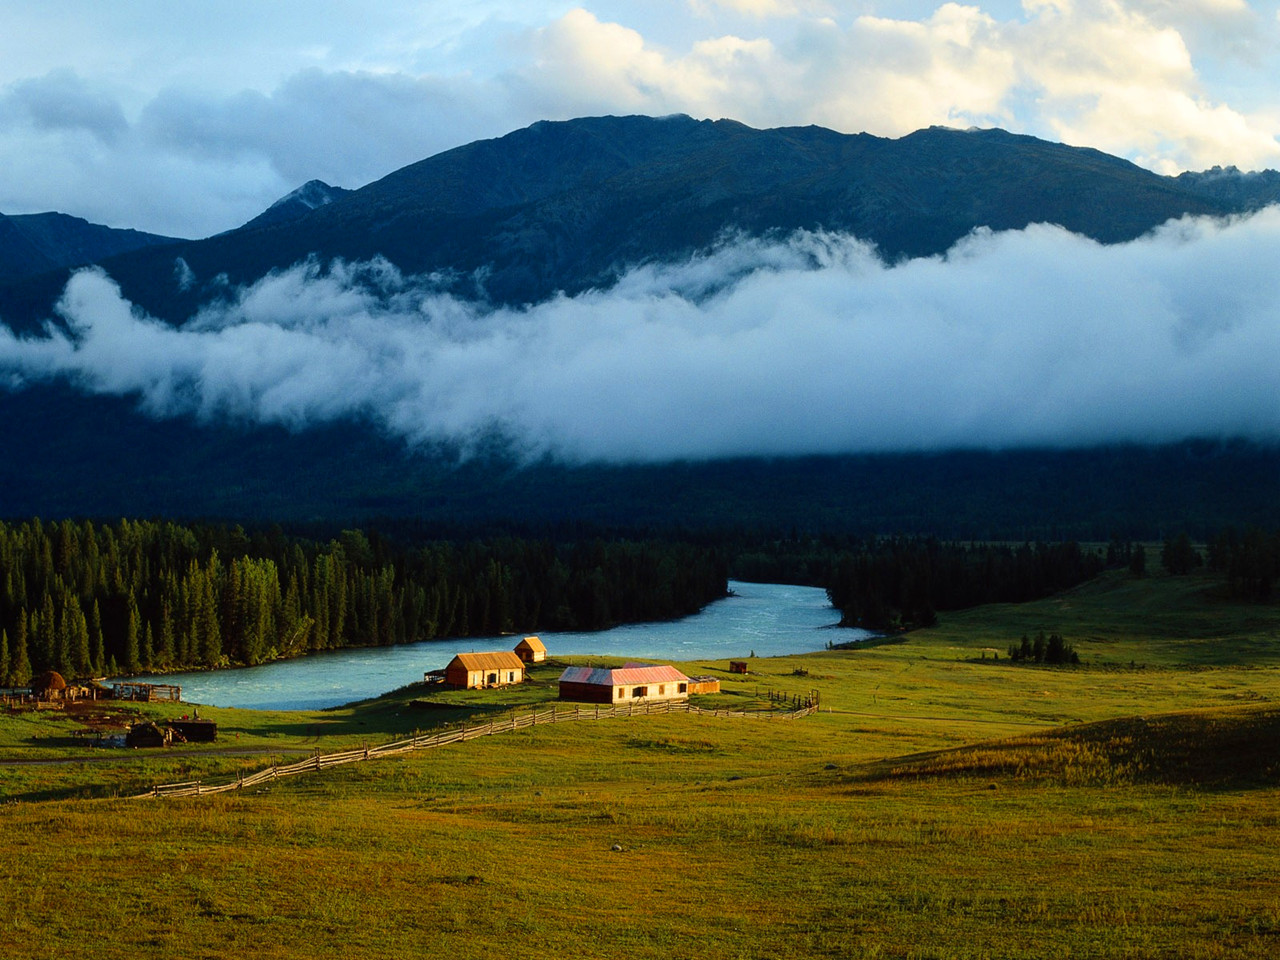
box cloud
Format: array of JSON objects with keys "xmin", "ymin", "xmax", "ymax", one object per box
[
  {"xmin": 1, "ymin": 69, "xmax": 128, "ymax": 143},
  {"xmin": 2, "ymin": 211, "xmax": 1277, "ymax": 462}
]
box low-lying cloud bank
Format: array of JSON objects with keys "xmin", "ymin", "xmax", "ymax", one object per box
[{"xmin": 2, "ymin": 210, "xmax": 1278, "ymax": 463}]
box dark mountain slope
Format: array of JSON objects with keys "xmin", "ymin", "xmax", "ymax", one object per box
[
  {"xmin": 0, "ymin": 212, "xmax": 180, "ymax": 285},
  {"xmin": 1, "ymin": 383, "xmax": 1275, "ymax": 537},
  {"xmin": 7, "ymin": 115, "xmax": 1240, "ymax": 325},
  {"xmin": 0, "ymin": 213, "xmax": 58, "ymax": 283}
]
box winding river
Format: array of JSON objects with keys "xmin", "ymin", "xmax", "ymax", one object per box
[{"xmin": 133, "ymin": 580, "xmax": 863, "ymax": 711}]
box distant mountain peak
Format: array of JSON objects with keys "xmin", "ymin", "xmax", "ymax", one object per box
[
  {"xmin": 268, "ymin": 179, "xmax": 349, "ymax": 212},
  {"xmin": 241, "ymin": 180, "xmax": 353, "ymax": 230}
]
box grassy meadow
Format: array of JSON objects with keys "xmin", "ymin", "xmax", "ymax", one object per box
[{"xmin": 2, "ymin": 567, "xmax": 1279, "ymax": 959}]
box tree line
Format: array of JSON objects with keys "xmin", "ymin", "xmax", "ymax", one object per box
[
  {"xmin": 1206, "ymin": 526, "xmax": 1279, "ymax": 601},
  {"xmin": 0, "ymin": 519, "xmax": 728, "ymax": 686},
  {"xmin": 822, "ymin": 538, "xmax": 1107, "ymax": 632}
]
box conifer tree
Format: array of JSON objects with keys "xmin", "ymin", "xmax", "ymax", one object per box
[
  {"xmin": 10, "ymin": 618, "xmax": 32, "ymax": 687},
  {"xmin": 124, "ymin": 599, "xmax": 141, "ymax": 674}
]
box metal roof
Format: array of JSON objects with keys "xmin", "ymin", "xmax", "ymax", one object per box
[
  {"xmin": 558, "ymin": 664, "xmax": 690, "ymax": 686},
  {"xmin": 449, "ymin": 651, "xmax": 525, "ymax": 671}
]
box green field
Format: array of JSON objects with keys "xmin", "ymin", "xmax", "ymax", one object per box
[{"xmin": 2, "ymin": 568, "xmax": 1279, "ymax": 959}]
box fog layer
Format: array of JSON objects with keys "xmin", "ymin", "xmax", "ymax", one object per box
[{"xmin": 2, "ymin": 211, "xmax": 1277, "ymax": 462}]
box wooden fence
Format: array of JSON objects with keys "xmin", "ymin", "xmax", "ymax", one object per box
[{"xmin": 133, "ymin": 693, "xmax": 820, "ymax": 800}]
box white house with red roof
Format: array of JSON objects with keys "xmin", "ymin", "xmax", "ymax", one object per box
[{"xmin": 557, "ymin": 663, "xmax": 690, "ymax": 704}]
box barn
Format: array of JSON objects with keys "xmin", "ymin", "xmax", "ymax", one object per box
[
  {"xmin": 514, "ymin": 636, "xmax": 547, "ymax": 664},
  {"xmin": 444, "ymin": 652, "xmax": 526, "ymax": 689},
  {"xmin": 558, "ymin": 664, "xmax": 690, "ymax": 704}
]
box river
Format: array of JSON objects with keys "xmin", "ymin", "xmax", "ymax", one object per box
[{"xmin": 132, "ymin": 580, "xmax": 864, "ymax": 711}]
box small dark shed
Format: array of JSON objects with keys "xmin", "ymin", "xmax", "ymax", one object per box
[{"xmin": 729, "ymin": 660, "xmax": 749, "ymax": 674}]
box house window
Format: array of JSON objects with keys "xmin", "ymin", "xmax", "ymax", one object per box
[
  {"xmin": 678, "ymin": 683, "xmax": 687, "ymax": 693},
  {"xmin": 658, "ymin": 685, "xmax": 665, "ymax": 695},
  {"xmin": 632, "ymin": 686, "xmax": 648, "ymax": 698},
  {"xmin": 616, "ymin": 688, "xmax": 623, "ymax": 699}
]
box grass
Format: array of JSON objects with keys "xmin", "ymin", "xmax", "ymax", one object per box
[{"xmin": 2, "ymin": 568, "xmax": 1279, "ymax": 958}]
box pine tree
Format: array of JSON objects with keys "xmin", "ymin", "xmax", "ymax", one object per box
[
  {"xmin": 10, "ymin": 618, "xmax": 32, "ymax": 687},
  {"xmin": 124, "ymin": 598, "xmax": 141, "ymax": 674},
  {"xmin": 0, "ymin": 628, "xmax": 9, "ymax": 687}
]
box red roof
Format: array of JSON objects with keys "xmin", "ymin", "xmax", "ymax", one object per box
[{"xmin": 558, "ymin": 664, "xmax": 689, "ymax": 686}]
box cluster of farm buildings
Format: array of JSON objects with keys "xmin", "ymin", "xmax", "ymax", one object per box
[{"xmin": 437, "ymin": 636, "xmax": 724, "ymax": 703}]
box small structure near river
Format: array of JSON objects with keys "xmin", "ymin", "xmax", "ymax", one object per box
[
  {"xmin": 558, "ymin": 664, "xmax": 690, "ymax": 705},
  {"xmin": 444, "ymin": 652, "xmax": 526, "ymax": 689}
]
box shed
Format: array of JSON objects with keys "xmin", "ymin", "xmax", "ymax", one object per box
[
  {"xmin": 686, "ymin": 676, "xmax": 721, "ymax": 694},
  {"xmin": 558, "ymin": 663, "xmax": 690, "ymax": 704},
  {"xmin": 445, "ymin": 652, "xmax": 526, "ymax": 689},
  {"xmin": 729, "ymin": 660, "xmax": 749, "ymax": 674},
  {"xmin": 514, "ymin": 635, "xmax": 547, "ymax": 664}
]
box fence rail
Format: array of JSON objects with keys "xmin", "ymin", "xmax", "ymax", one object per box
[{"xmin": 134, "ymin": 693, "xmax": 819, "ymax": 800}]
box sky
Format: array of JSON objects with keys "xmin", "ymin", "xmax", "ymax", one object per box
[{"xmin": 1, "ymin": 0, "xmax": 1280, "ymax": 238}]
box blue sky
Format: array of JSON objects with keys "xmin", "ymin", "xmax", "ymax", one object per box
[{"xmin": 1, "ymin": 1, "xmax": 1278, "ymax": 237}]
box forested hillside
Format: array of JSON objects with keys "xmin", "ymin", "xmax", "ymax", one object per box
[{"xmin": 0, "ymin": 519, "xmax": 727, "ymax": 684}]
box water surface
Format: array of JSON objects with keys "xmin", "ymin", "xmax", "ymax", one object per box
[{"xmin": 134, "ymin": 581, "xmax": 861, "ymax": 711}]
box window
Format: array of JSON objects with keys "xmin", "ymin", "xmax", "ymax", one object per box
[
  {"xmin": 616, "ymin": 688, "xmax": 623, "ymax": 699},
  {"xmin": 678, "ymin": 683, "xmax": 687, "ymax": 693},
  {"xmin": 632, "ymin": 686, "xmax": 648, "ymax": 698}
]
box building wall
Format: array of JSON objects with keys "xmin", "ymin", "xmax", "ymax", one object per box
[
  {"xmin": 446, "ymin": 665, "xmax": 524, "ymax": 689},
  {"xmin": 559, "ymin": 680, "xmax": 689, "ymax": 704},
  {"xmin": 558, "ymin": 681, "xmax": 616, "ymax": 704}
]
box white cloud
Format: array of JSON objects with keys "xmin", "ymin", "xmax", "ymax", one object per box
[{"xmin": 3, "ymin": 212, "xmax": 1277, "ymax": 461}]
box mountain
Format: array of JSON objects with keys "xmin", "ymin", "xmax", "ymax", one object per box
[
  {"xmin": 1, "ymin": 115, "xmax": 1277, "ymax": 532},
  {"xmin": 1, "ymin": 114, "xmax": 1259, "ymax": 327},
  {"xmin": 1173, "ymin": 166, "xmax": 1280, "ymax": 211},
  {"xmin": 0, "ymin": 213, "xmax": 56, "ymax": 283},
  {"xmin": 0, "ymin": 211, "xmax": 180, "ymax": 284},
  {"xmin": 238, "ymin": 179, "xmax": 353, "ymax": 230}
]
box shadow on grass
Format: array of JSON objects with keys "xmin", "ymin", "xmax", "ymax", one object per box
[{"xmin": 842, "ymin": 703, "xmax": 1280, "ymax": 792}]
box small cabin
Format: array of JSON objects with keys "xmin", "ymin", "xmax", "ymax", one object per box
[
  {"xmin": 445, "ymin": 652, "xmax": 526, "ymax": 690},
  {"xmin": 729, "ymin": 660, "xmax": 749, "ymax": 674},
  {"xmin": 558, "ymin": 663, "xmax": 690, "ymax": 705},
  {"xmin": 514, "ymin": 636, "xmax": 547, "ymax": 664}
]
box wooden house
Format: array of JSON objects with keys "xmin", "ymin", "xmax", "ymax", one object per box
[
  {"xmin": 558, "ymin": 664, "xmax": 690, "ymax": 704},
  {"xmin": 444, "ymin": 652, "xmax": 526, "ymax": 689},
  {"xmin": 514, "ymin": 635, "xmax": 547, "ymax": 664},
  {"xmin": 686, "ymin": 676, "xmax": 721, "ymax": 694},
  {"xmin": 729, "ymin": 660, "xmax": 749, "ymax": 674}
]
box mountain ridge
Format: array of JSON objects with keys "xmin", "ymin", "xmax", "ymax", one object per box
[{"xmin": 4, "ymin": 114, "xmax": 1275, "ymax": 327}]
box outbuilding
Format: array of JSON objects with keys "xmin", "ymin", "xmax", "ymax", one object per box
[
  {"xmin": 444, "ymin": 652, "xmax": 526, "ymax": 689},
  {"xmin": 558, "ymin": 663, "xmax": 690, "ymax": 704},
  {"xmin": 514, "ymin": 636, "xmax": 547, "ymax": 664}
]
